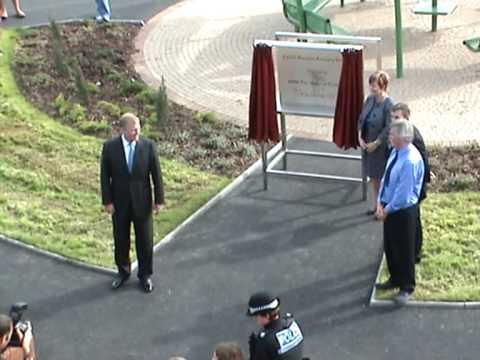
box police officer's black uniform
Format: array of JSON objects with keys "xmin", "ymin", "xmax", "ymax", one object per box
[{"xmin": 247, "ymin": 292, "xmax": 304, "ymax": 360}]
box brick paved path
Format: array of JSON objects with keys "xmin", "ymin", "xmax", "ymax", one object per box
[{"xmin": 135, "ymin": 0, "xmax": 480, "ymax": 145}]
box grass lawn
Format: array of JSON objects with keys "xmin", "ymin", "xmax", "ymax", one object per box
[
  {"xmin": 376, "ymin": 192, "xmax": 480, "ymax": 302},
  {"xmin": 0, "ymin": 29, "xmax": 230, "ymax": 268}
]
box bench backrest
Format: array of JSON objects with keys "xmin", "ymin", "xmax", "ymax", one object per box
[
  {"xmin": 304, "ymin": 9, "xmax": 333, "ymax": 34},
  {"xmin": 281, "ymin": 0, "xmax": 307, "ymax": 32}
]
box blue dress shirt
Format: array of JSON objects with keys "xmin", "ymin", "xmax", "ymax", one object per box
[
  {"xmin": 378, "ymin": 143, "xmax": 424, "ymax": 214},
  {"xmin": 122, "ymin": 135, "xmax": 136, "ymax": 170}
]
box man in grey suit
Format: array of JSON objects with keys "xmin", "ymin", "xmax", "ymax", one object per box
[{"xmin": 100, "ymin": 113, "xmax": 164, "ymax": 293}]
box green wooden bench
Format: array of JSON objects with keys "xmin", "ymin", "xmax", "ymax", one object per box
[
  {"xmin": 281, "ymin": 0, "xmax": 351, "ymax": 35},
  {"xmin": 304, "ymin": 9, "xmax": 351, "ymax": 35},
  {"xmin": 463, "ymin": 38, "xmax": 480, "ymax": 53},
  {"xmin": 413, "ymin": 0, "xmax": 457, "ymax": 32},
  {"xmin": 282, "ymin": 0, "xmax": 332, "ymax": 32}
]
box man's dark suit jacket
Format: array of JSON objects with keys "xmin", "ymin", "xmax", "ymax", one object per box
[
  {"xmin": 412, "ymin": 126, "xmax": 430, "ymax": 201},
  {"xmin": 100, "ymin": 136, "xmax": 164, "ymax": 219}
]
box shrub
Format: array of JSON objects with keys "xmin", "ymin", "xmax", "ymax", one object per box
[
  {"xmin": 187, "ymin": 147, "xmax": 208, "ymax": 161},
  {"xmin": 78, "ymin": 121, "xmax": 110, "ymax": 135},
  {"xmin": 86, "ymin": 82, "xmax": 99, "ymax": 94},
  {"xmin": 12, "ymin": 53, "xmax": 36, "ymax": 67},
  {"xmin": 97, "ymin": 101, "xmax": 122, "ymax": 116},
  {"xmin": 239, "ymin": 143, "xmax": 257, "ymax": 158},
  {"xmin": 94, "ymin": 48, "xmax": 116, "ymax": 60},
  {"xmin": 53, "ymin": 93, "xmax": 69, "ymax": 117},
  {"xmin": 53, "ymin": 93, "xmax": 87, "ymax": 124},
  {"xmin": 205, "ymin": 135, "xmax": 229, "ymax": 150},
  {"xmin": 30, "ymin": 73, "xmax": 53, "ymax": 87},
  {"xmin": 212, "ymin": 158, "xmax": 235, "ymax": 172},
  {"xmin": 120, "ymin": 106, "xmax": 136, "ymax": 116},
  {"xmin": 225, "ymin": 124, "xmax": 246, "ymax": 139},
  {"xmin": 18, "ymin": 28, "xmax": 39, "ymax": 39},
  {"xmin": 144, "ymin": 104, "xmax": 156, "ymax": 116},
  {"xmin": 106, "ymin": 69, "xmax": 122, "ymax": 83},
  {"xmin": 156, "ymin": 142, "xmax": 176, "ymax": 158},
  {"xmin": 120, "ymin": 77, "xmax": 145, "ymax": 97},
  {"xmin": 154, "ymin": 77, "xmax": 168, "ymax": 126},
  {"xmin": 146, "ymin": 112, "xmax": 158, "ymax": 127},
  {"xmin": 96, "ymin": 101, "xmax": 123, "ymax": 123},
  {"xmin": 69, "ymin": 104, "xmax": 88, "ymax": 124},
  {"xmin": 136, "ymin": 88, "xmax": 157, "ymax": 106},
  {"xmin": 447, "ymin": 175, "xmax": 476, "ymax": 192},
  {"xmin": 141, "ymin": 123, "xmax": 154, "ymax": 139},
  {"xmin": 194, "ymin": 111, "xmax": 217, "ymax": 125},
  {"xmin": 199, "ymin": 123, "xmax": 213, "ymax": 138},
  {"xmin": 173, "ymin": 131, "xmax": 190, "ymax": 145}
]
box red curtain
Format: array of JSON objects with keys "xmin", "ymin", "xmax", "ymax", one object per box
[
  {"xmin": 333, "ymin": 50, "xmax": 364, "ymax": 150},
  {"xmin": 248, "ymin": 45, "xmax": 280, "ymax": 144}
]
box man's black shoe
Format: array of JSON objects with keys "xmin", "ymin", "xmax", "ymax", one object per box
[
  {"xmin": 140, "ymin": 277, "xmax": 154, "ymax": 293},
  {"xmin": 394, "ymin": 290, "xmax": 413, "ymax": 306},
  {"xmin": 111, "ymin": 275, "xmax": 129, "ymax": 290},
  {"xmin": 375, "ymin": 279, "xmax": 397, "ymax": 291}
]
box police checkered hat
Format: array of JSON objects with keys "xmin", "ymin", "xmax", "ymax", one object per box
[{"xmin": 247, "ymin": 292, "xmax": 280, "ymax": 316}]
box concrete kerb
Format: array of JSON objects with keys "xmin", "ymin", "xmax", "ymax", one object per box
[
  {"xmin": 369, "ymin": 255, "xmax": 480, "ymax": 309},
  {"xmin": 131, "ymin": 138, "xmax": 287, "ymax": 271},
  {"xmin": 0, "ymin": 234, "xmax": 115, "ymax": 275}
]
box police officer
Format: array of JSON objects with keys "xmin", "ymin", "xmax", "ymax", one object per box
[{"xmin": 247, "ymin": 292, "xmax": 305, "ymax": 360}]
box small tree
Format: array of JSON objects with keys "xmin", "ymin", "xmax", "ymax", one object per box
[
  {"xmin": 155, "ymin": 77, "xmax": 168, "ymax": 127},
  {"xmin": 49, "ymin": 19, "xmax": 69, "ymax": 76},
  {"xmin": 71, "ymin": 60, "xmax": 89, "ymax": 106}
]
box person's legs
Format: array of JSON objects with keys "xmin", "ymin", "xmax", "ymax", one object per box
[
  {"xmin": 415, "ymin": 205, "xmax": 423, "ymax": 263},
  {"xmin": 95, "ymin": 0, "xmax": 104, "ymax": 21},
  {"xmin": 104, "ymin": 0, "xmax": 111, "ymax": 20},
  {"xmin": 95, "ymin": 0, "xmax": 111, "ymax": 21},
  {"xmin": 112, "ymin": 210, "xmax": 132, "ymax": 278},
  {"xmin": 384, "ymin": 213, "xmax": 401, "ymax": 285},
  {"xmin": 133, "ymin": 215, "xmax": 154, "ymax": 280},
  {"xmin": 0, "ymin": 0, "xmax": 8, "ymax": 18},
  {"xmin": 371, "ymin": 177, "xmax": 380, "ymax": 211},
  {"xmin": 397, "ymin": 206, "xmax": 417, "ymax": 293},
  {"xmin": 11, "ymin": 0, "xmax": 24, "ymax": 17}
]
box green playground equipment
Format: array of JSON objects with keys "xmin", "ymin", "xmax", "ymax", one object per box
[
  {"xmin": 304, "ymin": 9, "xmax": 351, "ymax": 35},
  {"xmin": 281, "ymin": 0, "xmax": 351, "ymax": 34},
  {"xmin": 463, "ymin": 38, "xmax": 480, "ymax": 52},
  {"xmin": 413, "ymin": 0, "xmax": 457, "ymax": 32},
  {"xmin": 280, "ymin": 0, "xmax": 457, "ymax": 78}
]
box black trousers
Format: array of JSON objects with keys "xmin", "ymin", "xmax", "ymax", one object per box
[
  {"xmin": 112, "ymin": 204, "xmax": 153, "ymax": 279},
  {"xmin": 384, "ymin": 205, "xmax": 417, "ymax": 292},
  {"xmin": 415, "ymin": 205, "xmax": 423, "ymax": 262}
]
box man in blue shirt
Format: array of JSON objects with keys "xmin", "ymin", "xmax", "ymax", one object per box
[
  {"xmin": 391, "ymin": 103, "xmax": 432, "ymax": 264},
  {"xmin": 375, "ymin": 119, "xmax": 424, "ymax": 305}
]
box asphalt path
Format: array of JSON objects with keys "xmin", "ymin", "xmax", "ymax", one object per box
[{"xmin": 1, "ymin": 139, "xmax": 479, "ymax": 359}]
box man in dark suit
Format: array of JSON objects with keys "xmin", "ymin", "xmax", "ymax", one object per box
[
  {"xmin": 391, "ymin": 103, "xmax": 432, "ymax": 264},
  {"xmin": 100, "ymin": 113, "xmax": 164, "ymax": 293}
]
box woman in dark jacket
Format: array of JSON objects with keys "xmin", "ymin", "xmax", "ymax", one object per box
[{"xmin": 358, "ymin": 71, "xmax": 393, "ymax": 217}]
